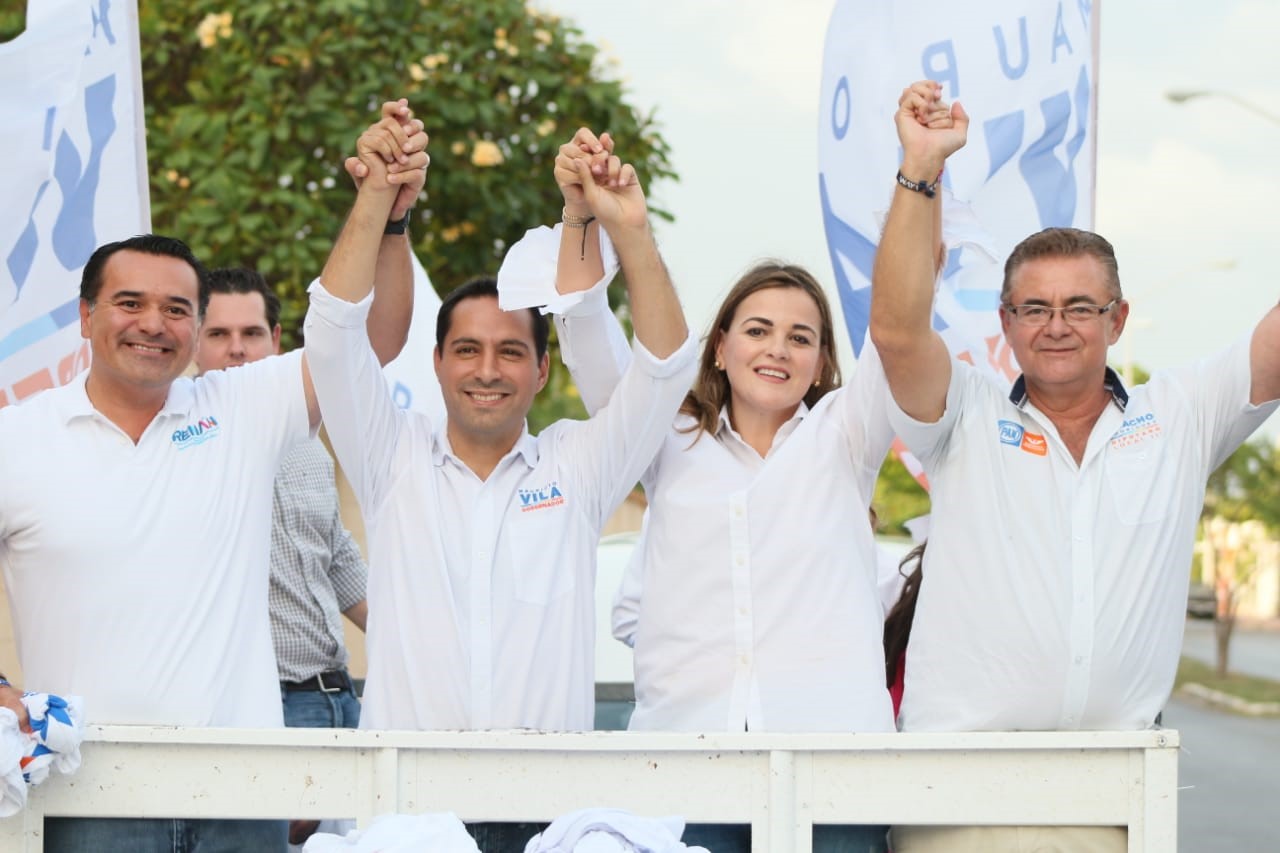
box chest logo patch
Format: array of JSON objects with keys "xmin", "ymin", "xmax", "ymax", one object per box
[
  {"xmin": 172, "ymin": 416, "xmax": 221, "ymax": 450},
  {"xmin": 519, "ymin": 481, "xmax": 565, "ymax": 512},
  {"xmin": 998, "ymin": 419, "xmax": 1047, "ymax": 456},
  {"xmin": 1110, "ymin": 412, "xmax": 1162, "ymax": 449}
]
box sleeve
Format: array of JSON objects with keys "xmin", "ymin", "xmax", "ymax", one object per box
[
  {"xmin": 326, "ymin": 510, "xmax": 368, "ymax": 612},
  {"xmin": 1156, "ymin": 335, "xmax": 1280, "ymax": 473},
  {"xmin": 303, "ymin": 280, "xmax": 412, "ymax": 517},
  {"xmin": 885, "ymin": 355, "xmax": 969, "ymax": 473},
  {"xmin": 558, "ymin": 335, "xmax": 697, "ymax": 530},
  {"xmin": 219, "ymin": 349, "xmax": 313, "ymax": 472},
  {"xmin": 610, "ymin": 512, "xmax": 649, "ymax": 648},
  {"xmin": 497, "ymin": 223, "xmax": 632, "ymax": 415},
  {"xmin": 835, "ymin": 339, "xmax": 898, "ymax": 499}
]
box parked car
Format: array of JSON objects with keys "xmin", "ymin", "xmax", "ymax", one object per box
[{"xmin": 1187, "ymin": 582, "xmax": 1216, "ymax": 619}]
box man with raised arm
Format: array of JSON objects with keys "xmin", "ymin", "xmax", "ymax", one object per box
[
  {"xmin": 305, "ymin": 128, "xmax": 694, "ymax": 852},
  {"xmin": 870, "ymin": 81, "xmax": 1280, "ymax": 853},
  {"xmin": 0, "ymin": 102, "xmax": 425, "ymax": 851}
]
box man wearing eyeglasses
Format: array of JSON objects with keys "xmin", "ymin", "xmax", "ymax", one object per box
[{"xmin": 870, "ymin": 81, "xmax": 1280, "ymax": 853}]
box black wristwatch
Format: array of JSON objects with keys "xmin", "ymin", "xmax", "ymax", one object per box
[{"xmin": 384, "ymin": 210, "xmax": 412, "ymax": 235}]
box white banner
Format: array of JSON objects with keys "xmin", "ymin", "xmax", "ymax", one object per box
[
  {"xmin": 0, "ymin": 0, "xmax": 149, "ymax": 409},
  {"xmin": 382, "ymin": 252, "xmax": 445, "ymax": 420},
  {"xmin": 819, "ymin": 0, "xmax": 1098, "ymax": 382}
]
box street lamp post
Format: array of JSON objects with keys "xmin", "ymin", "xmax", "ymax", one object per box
[{"xmin": 1166, "ymin": 89, "xmax": 1280, "ymax": 126}]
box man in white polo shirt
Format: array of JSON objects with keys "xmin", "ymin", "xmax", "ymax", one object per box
[
  {"xmin": 870, "ymin": 82, "xmax": 1280, "ymax": 853},
  {"xmin": 0, "ymin": 104, "xmax": 426, "ymax": 852},
  {"xmin": 305, "ymin": 138, "xmax": 695, "ymax": 852}
]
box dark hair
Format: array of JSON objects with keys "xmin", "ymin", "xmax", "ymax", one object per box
[
  {"xmin": 679, "ymin": 262, "xmax": 841, "ymax": 438},
  {"xmin": 80, "ymin": 234, "xmax": 210, "ymax": 313},
  {"xmin": 207, "ymin": 267, "xmax": 282, "ymax": 328},
  {"xmin": 883, "ymin": 542, "xmax": 926, "ymax": 689},
  {"xmin": 1002, "ymin": 227, "xmax": 1121, "ymax": 303},
  {"xmin": 436, "ymin": 277, "xmax": 550, "ymax": 359}
]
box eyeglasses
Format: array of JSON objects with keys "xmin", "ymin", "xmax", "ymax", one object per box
[{"xmin": 1004, "ymin": 299, "xmax": 1119, "ymax": 326}]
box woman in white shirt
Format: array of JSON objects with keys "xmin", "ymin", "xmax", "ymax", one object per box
[{"xmin": 497, "ymin": 128, "xmax": 934, "ymax": 853}]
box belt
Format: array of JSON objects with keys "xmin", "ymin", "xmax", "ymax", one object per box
[{"xmin": 281, "ymin": 670, "xmax": 350, "ymax": 693}]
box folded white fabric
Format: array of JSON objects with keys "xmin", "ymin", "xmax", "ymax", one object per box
[
  {"xmin": 496, "ymin": 223, "xmax": 619, "ymax": 314},
  {"xmin": 302, "ymin": 812, "xmax": 480, "ymax": 853},
  {"xmin": 524, "ymin": 808, "xmax": 710, "ymax": 853},
  {"xmin": 0, "ymin": 692, "xmax": 86, "ymax": 817}
]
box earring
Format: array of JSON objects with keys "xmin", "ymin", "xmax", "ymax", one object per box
[
  {"xmin": 813, "ymin": 379, "xmax": 820, "ymax": 387},
  {"xmin": 714, "ymin": 361, "xmax": 723, "ymax": 371}
]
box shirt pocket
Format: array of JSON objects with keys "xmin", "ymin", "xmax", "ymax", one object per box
[
  {"xmin": 1104, "ymin": 441, "xmax": 1174, "ymax": 525},
  {"xmin": 506, "ymin": 514, "xmax": 577, "ymax": 605}
]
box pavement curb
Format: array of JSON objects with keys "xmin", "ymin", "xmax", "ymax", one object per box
[{"xmin": 1178, "ymin": 682, "xmax": 1280, "ymax": 716}]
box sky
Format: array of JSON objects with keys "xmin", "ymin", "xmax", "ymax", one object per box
[{"xmin": 536, "ymin": 0, "xmax": 1280, "ymax": 434}]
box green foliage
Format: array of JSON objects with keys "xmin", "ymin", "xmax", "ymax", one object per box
[
  {"xmin": 0, "ymin": 11, "xmax": 23, "ymax": 43},
  {"xmin": 1205, "ymin": 437, "xmax": 1280, "ymax": 534},
  {"xmin": 138, "ymin": 0, "xmax": 673, "ymax": 429},
  {"xmin": 872, "ymin": 451, "xmax": 931, "ymax": 537}
]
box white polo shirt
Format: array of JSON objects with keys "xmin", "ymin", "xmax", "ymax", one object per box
[
  {"xmin": 892, "ymin": 338, "xmax": 1278, "ymax": 732},
  {"xmin": 303, "ymin": 281, "xmax": 697, "ymax": 732},
  {"xmin": 0, "ymin": 352, "xmax": 309, "ymax": 726}
]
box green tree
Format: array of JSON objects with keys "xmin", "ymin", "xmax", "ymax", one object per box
[
  {"xmin": 136, "ymin": 1, "xmax": 671, "ymax": 428},
  {"xmin": 872, "ymin": 451, "xmax": 930, "ymax": 537}
]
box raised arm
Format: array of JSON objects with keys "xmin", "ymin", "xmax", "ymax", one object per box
[
  {"xmin": 1251, "ymin": 303, "xmax": 1280, "ymax": 405},
  {"xmin": 573, "ymin": 156, "xmax": 687, "ymax": 357},
  {"xmin": 870, "ymin": 81, "xmax": 967, "ymax": 423},
  {"xmin": 302, "ymin": 102, "xmax": 429, "ymax": 427},
  {"xmin": 344, "ymin": 100, "xmax": 429, "ymax": 366},
  {"xmin": 555, "ymin": 127, "xmax": 614, "ymax": 296}
]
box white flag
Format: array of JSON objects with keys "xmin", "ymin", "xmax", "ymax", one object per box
[
  {"xmin": 818, "ymin": 0, "xmax": 1099, "ymax": 381},
  {"xmin": 0, "ymin": 0, "xmax": 149, "ymax": 409},
  {"xmin": 381, "ymin": 252, "xmax": 445, "ymax": 420}
]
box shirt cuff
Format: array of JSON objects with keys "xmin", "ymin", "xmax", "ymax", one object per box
[
  {"xmin": 497, "ymin": 223, "xmax": 619, "ymax": 315},
  {"xmin": 307, "ymin": 277, "xmax": 374, "ymax": 326},
  {"xmin": 630, "ymin": 328, "xmax": 699, "ymax": 380}
]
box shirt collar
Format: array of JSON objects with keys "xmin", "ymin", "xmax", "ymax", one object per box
[
  {"xmin": 55, "ymin": 370, "xmax": 195, "ymax": 425},
  {"xmin": 714, "ymin": 401, "xmax": 811, "ymax": 439},
  {"xmin": 1007, "ymin": 367, "xmax": 1129, "ymax": 412},
  {"xmin": 432, "ymin": 420, "xmax": 540, "ymax": 468}
]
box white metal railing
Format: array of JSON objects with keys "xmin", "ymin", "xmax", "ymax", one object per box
[{"xmin": 0, "ymin": 726, "xmax": 1179, "ymax": 852}]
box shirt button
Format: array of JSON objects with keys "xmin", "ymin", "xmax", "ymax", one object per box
[
  {"xmin": 1074, "ymin": 656, "xmax": 1084, "ymax": 665},
  {"xmin": 734, "ymin": 506, "xmax": 745, "ymax": 517},
  {"xmin": 735, "ymin": 555, "xmax": 745, "ymax": 567}
]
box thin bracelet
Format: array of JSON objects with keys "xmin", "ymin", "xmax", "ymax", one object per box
[
  {"xmin": 562, "ymin": 208, "xmax": 597, "ymax": 261},
  {"xmin": 895, "ymin": 170, "xmax": 940, "ymax": 199}
]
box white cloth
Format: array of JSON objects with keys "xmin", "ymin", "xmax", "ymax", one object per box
[
  {"xmin": 0, "ymin": 692, "xmax": 87, "ymax": 816},
  {"xmin": 303, "ymin": 813, "xmax": 479, "ymax": 852},
  {"xmin": 499, "ymin": 227, "xmax": 896, "ymax": 733},
  {"xmin": 892, "ymin": 338, "xmax": 1279, "ymax": 732},
  {"xmin": 0, "ymin": 353, "xmax": 309, "ymax": 726},
  {"xmin": 499, "ymin": 224, "xmax": 619, "ymax": 318},
  {"xmin": 525, "ymin": 808, "xmax": 709, "ymax": 853},
  {"xmin": 303, "ymin": 281, "xmax": 696, "ymax": 731}
]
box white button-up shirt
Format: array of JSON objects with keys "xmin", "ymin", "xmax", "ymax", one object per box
[
  {"xmin": 303, "ymin": 282, "xmax": 696, "ymax": 731},
  {"xmin": 892, "ymin": 338, "xmax": 1278, "ymax": 732},
  {"xmin": 501, "ymin": 241, "xmax": 897, "ymax": 733}
]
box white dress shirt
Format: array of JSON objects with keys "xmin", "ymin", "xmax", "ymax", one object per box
[
  {"xmin": 498, "ymin": 230, "xmax": 897, "ymax": 733},
  {"xmin": 303, "ymin": 281, "xmax": 696, "ymax": 731},
  {"xmin": 891, "ymin": 338, "xmax": 1278, "ymax": 732},
  {"xmin": 0, "ymin": 354, "xmax": 308, "ymax": 726}
]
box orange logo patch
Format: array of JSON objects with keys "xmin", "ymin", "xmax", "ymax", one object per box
[{"xmin": 1020, "ymin": 432, "xmax": 1047, "ymax": 456}]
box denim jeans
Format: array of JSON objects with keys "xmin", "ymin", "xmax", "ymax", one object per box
[
  {"xmin": 467, "ymin": 821, "xmax": 547, "ymax": 853},
  {"xmin": 43, "ymin": 817, "xmax": 287, "ymax": 852},
  {"xmin": 682, "ymin": 822, "xmax": 890, "ymax": 853},
  {"xmin": 279, "ymin": 679, "xmax": 361, "ymax": 729}
]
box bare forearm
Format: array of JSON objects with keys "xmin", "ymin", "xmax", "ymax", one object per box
[
  {"xmin": 871, "ymin": 156, "xmax": 945, "ymax": 349},
  {"xmin": 366, "ymin": 232, "xmax": 413, "ymax": 365},
  {"xmin": 320, "ymin": 186, "xmax": 397, "ymax": 304},
  {"xmin": 611, "ymin": 224, "xmax": 686, "ymax": 358},
  {"xmin": 557, "ymin": 217, "xmax": 606, "ymax": 295}
]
